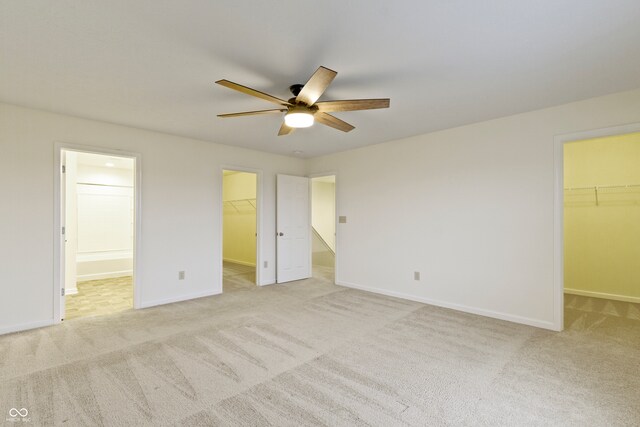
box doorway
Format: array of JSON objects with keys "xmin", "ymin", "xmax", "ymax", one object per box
[
  {"xmin": 311, "ymin": 175, "xmax": 336, "ymax": 283},
  {"xmin": 222, "ymin": 169, "xmax": 258, "ymax": 292},
  {"xmin": 560, "ymin": 130, "xmax": 640, "ymax": 329},
  {"xmin": 59, "ymin": 149, "xmax": 138, "ymax": 320},
  {"xmin": 563, "ymin": 132, "xmax": 640, "ymax": 298}
]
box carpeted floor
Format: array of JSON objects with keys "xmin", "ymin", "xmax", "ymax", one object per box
[
  {"xmin": 313, "ymin": 264, "xmax": 335, "ymax": 283},
  {"xmin": 65, "ymin": 277, "xmax": 133, "ymax": 320},
  {"xmin": 1, "ymin": 276, "xmax": 638, "ymax": 426},
  {"xmin": 222, "ymin": 262, "xmax": 335, "ymax": 292},
  {"xmin": 223, "ymin": 261, "xmax": 256, "ymax": 292}
]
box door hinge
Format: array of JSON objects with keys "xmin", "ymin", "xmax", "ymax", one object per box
[
  {"xmin": 62, "ymin": 165, "xmax": 66, "ymax": 173},
  {"xmin": 61, "ymin": 288, "xmax": 65, "ymax": 297},
  {"xmin": 62, "ymin": 226, "xmax": 65, "ymax": 235}
]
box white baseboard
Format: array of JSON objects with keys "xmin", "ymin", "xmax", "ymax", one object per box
[
  {"xmin": 336, "ymin": 281, "xmax": 558, "ymax": 331},
  {"xmin": 66, "ymin": 287, "xmax": 79, "ymax": 295},
  {"xmin": 0, "ymin": 319, "xmax": 55, "ymax": 336},
  {"xmin": 223, "ymin": 258, "xmax": 256, "ymax": 267},
  {"xmin": 77, "ymin": 270, "xmax": 133, "ymax": 282},
  {"xmin": 258, "ymin": 280, "xmax": 276, "ymax": 287},
  {"xmin": 139, "ymin": 289, "xmax": 221, "ymax": 309},
  {"xmin": 564, "ymin": 288, "xmax": 640, "ymax": 304}
]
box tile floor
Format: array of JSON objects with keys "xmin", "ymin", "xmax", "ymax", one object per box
[{"xmin": 64, "ymin": 276, "xmax": 133, "ymax": 320}]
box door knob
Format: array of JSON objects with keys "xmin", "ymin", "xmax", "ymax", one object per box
[{"xmin": 278, "ymin": 232, "xmax": 284, "ymax": 236}]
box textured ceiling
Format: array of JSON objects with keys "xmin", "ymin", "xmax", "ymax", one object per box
[{"xmin": 2, "ymin": 1, "xmax": 640, "ymax": 158}]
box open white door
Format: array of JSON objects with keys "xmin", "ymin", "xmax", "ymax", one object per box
[
  {"xmin": 60, "ymin": 151, "xmax": 67, "ymax": 320},
  {"xmin": 276, "ymin": 174, "xmax": 311, "ymax": 283}
]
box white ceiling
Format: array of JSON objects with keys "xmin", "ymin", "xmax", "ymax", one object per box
[
  {"xmin": 75, "ymin": 152, "xmax": 134, "ymax": 170},
  {"xmin": 2, "ymin": 1, "xmax": 640, "ymax": 158}
]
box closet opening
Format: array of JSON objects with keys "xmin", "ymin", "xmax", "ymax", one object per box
[
  {"xmin": 222, "ymin": 169, "xmax": 259, "ymax": 292},
  {"xmin": 311, "ymin": 175, "xmax": 336, "ymax": 283},
  {"xmin": 562, "ymin": 131, "xmax": 640, "ymax": 328},
  {"xmin": 58, "ymin": 149, "xmax": 138, "ymax": 320}
]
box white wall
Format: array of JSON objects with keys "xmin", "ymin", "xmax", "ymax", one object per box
[
  {"xmin": 311, "ymin": 179, "xmax": 335, "ymax": 251},
  {"xmin": 307, "ymin": 88, "xmax": 640, "ymax": 330},
  {"xmin": 75, "ymin": 182, "xmax": 134, "ymax": 281},
  {"xmin": 77, "ymin": 164, "xmax": 133, "ymax": 187},
  {"xmin": 0, "ymin": 102, "xmax": 305, "ymax": 334},
  {"xmin": 73, "ymin": 161, "xmax": 135, "ymax": 282}
]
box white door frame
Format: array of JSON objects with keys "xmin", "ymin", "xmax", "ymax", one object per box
[
  {"xmin": 219, "ymin": 166, "xmax": 263, "ymax": 288},
  {"xmin": 309, "ymin": 172, "xmax": 338, "ymax": 284},
  {"xmin": 553, "ymin": 122, "xmax": 640, "ymax": 331},
  {"xmin": 54, "ymin": 142, "xmax": 142, "ymax": 323}
]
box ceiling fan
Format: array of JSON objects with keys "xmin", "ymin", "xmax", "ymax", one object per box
[{"xmin": 215, "ymin": 66, "xmax": 390, "ymax": 136}]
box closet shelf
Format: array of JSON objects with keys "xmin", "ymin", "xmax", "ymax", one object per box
[
  {"xmin": 223, "ymin": 198, "xmax": 256, "ymax": 213},
  {"xmin": 564, "ymin": 184, "xmax": 640, "ymax": 206},
  {"xmin": 564, "ymin": 184, "xmax": 640, "ymax": 191}
]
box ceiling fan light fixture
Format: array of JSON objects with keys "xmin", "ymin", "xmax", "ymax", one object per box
[
  {"xmin": 216, "ymin": 66, "xmax": 390, "ymax": 135},
  {"xmin": 284, "ymin": 111, "xmax": 314, "ymax": 128}
]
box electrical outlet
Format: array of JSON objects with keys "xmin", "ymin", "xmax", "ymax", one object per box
[
  {"xmin": 414, "ymin": 271, "xmax": 420, "ymax": 281},
  {"xmin": 178, "ymin": 271, "xmax": 185, "ymax": 280},
  {"xmin": 264, "ymin": 261, "xmax": 268, "ymax": 268}
]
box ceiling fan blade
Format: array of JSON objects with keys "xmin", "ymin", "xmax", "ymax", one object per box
[
  {"xmin": 278, "ymin": 122, "xmax": 295, "ymax": 136},
  {"xmin": 314, "ymin": 112, "xmax": 355, "ymax": 133},
  {"xmin": 296, "ymin": 66, "xmax": 337, "ymax": 106},
  {"xmin": 216, "ymin": 80, "xmax": 292, "ymax": 106},
  {"xmin": 218, "ymin": 109, "xmax": 286, "ymax": 118},
  {"xmin": 315, "ymin": 98, "xmax": 390, "ymax": 112}
]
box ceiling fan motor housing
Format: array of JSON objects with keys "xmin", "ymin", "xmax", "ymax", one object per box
[
  {"xmin": 288, "ymin": 104, "xmax": 317, "ymax": 114},
  {"xmin": 289, "ymin": 84, "xmax": 304, "ymax": 97}
]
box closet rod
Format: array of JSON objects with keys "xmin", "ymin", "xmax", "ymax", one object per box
[
  {"xmin": 564, "ymin": 184, "xmax": 640, "ymax": 191},
  {"xmin": 223, "ymin": 198, "xmax": 256, "ymax": 213}
]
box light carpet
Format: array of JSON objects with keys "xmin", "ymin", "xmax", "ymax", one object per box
[
  {"xmin": 0, "ymin": 275, "xmax": 638, "ymax": 426},
  {"xmin": 222, "ymin": 261, "xmax": 256, "ymax": 293}
]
